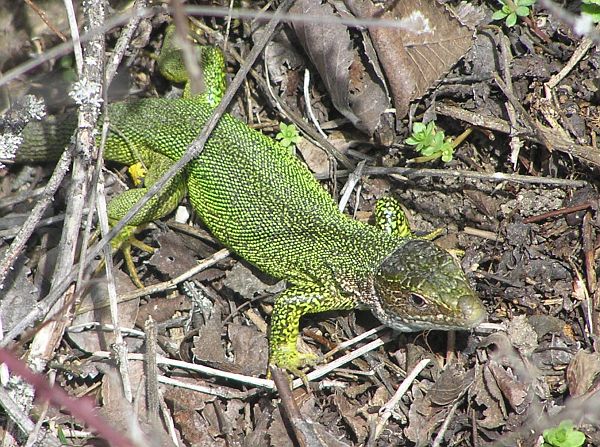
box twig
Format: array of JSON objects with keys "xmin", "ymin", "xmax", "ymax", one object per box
[
  {"xmin": 0, "ymin": 348, "xmax": 136, "ymax": 447},
  {"xmin": 93, "ymin": 350, "xmax": 274, "ymax": 389},
  {"xmin": 0, "ymin": 386, "xmax": 62, "ymax": 446},
  {"xmin": 371, "ymin": 358, "xmax": 432, "ymax": 441},
  {"xmin": 546, "ymin": 25, "xmax": 600, "ymax": 90},
  {"xmin": 495, "ymin": 74, "xmax": 600, "ymax": 167},
  {"xmin": 62, "ymin": 0, "xmax": 83, "ymax": 72},
  {"xmin": 303, "ymin": 68, "xmax": 328, "ymax": 140},
  {"xmin": 144, "ymin": 317, "xmax": 159, "ymax": 423},
  {"xmin": 431, "ymin": 399, "xmax": 461, "ymax": 447},
  {"xmin": 157, "ymin": 376, "xmax": 250, "ymax": 400},
  {"xmin": 272, "ymin": 367, "xmax": 323, "ymax": 447},
  {"xmin": 0, "ymin": 214, "xmax": 65, "ymax": 239},
  {"xmin": 24, "ymin": 371, "xmax": 55, "ymax": 447},
  {"xmin": 294, "ymin": 338, "xmax": 385, "ymax": 389},
  {"xmin": 26, "ymin": 0, "xmax": 105, "ymax": 386},
  {"xmin": 0, "ymin": 148, "xmax": 72, "ymax": 290},
  {"xmin": 338, "ymin": 160, "xmax": 366, "ymax": 212},
  {"xmin": 315, "ymin": 165, "xmax": 588, "ymax": 188},
  {"xmin": 23, "ymin": 0, "xmax": 67, "ymax": 41},
  {"xmin": 73, "ymin": 248, "xmax": 231, "ymax": 314},
  {"xmin": 523, "ymin": 201, "xmax": 596, "ymax": 223},
  {"xmin": 105, "ymin": 0, "xmax": 149, "ymax": 85},
  {"xmin": 497, "ymin": 32, "xmax": 523, "ymax": 168}
]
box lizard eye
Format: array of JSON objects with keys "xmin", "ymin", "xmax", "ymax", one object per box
[{"xmin": 408, "ymin": 293, "xmax": 427, "ymax": 309}]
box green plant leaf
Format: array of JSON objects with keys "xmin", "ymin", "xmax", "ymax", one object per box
[
  {"xmin": 582, "ymin": 4, "xmax": 600, "ymax": 22},
  {"xmin": 506, "ymin": 12, "xmax": 518, "ymax": 26},
  {"xmin": 275, "ymin": 122, "xmax": 301, "ymax": 148},
  {"xmin": 492, "ymin": 9, "xmax": 509, "ymax": 19},
  {"xmin": 516, "ymin": 5, "xmax": 530, "ymax": 16},
  {"xmin": 543, "ymin": 420, "xmax": 585, "ymax": 447},
  {"xmin": 412, "ymin": 122, "xmax": 426, "ymax": 134},
  {"xmin": 519, "ymin": 0, "xmax": 537, "ymax": 6}
]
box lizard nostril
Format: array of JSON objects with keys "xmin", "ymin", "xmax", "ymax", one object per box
[{"xmin": 458, "ymin": 295, "xmax": 486, "ymax": 327}]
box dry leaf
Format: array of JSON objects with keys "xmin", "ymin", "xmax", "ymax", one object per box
[
  {"xmin": 566, "ymin": 350, "xmax": 600, "ymax": 397},
  {"xmin": 290, "ymin": 0, "xmax": 392, "ymax": 135},
  {"xmin": 346, "ymin": 0, "xmax": 474, "ymax": 118}
]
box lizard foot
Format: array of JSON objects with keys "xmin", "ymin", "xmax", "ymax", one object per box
[
  {"xmin": 419, "ymin": 228, "xmax": 464, "ymax": 257},
  {"xmin": 267, "ymin": 344, "xmax": 318, "ymax": 387},
  {"xmin": 94, "ymin": 224, "xmax": 155, "ymax": 288},
  {"xmin": 116, "ymin": 225, "xmax": 155, "ymax": 288}
]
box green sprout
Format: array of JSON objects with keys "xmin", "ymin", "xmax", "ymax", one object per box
[
  {"xmin": 543, "ymin": 420, "xmax": 585, "ymax": 447},
  {"xmin": 582, "ymin": 0, "xmax": 600, "ymax": 23},
  {"xmin": 275, "ymin": 122, "xmax": 301, "ymax": 149},
  {"xmin": 492, "ymin": 0, "xmax": 536, "ymax": 27},
  {"xmin": 405, "ymin": 121, "xmax": 471, "ymax": 163}
]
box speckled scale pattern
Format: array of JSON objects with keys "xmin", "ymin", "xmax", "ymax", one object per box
[{"xmin": 15, "ymin": 28, "xmax": 486, "ymax": 373}]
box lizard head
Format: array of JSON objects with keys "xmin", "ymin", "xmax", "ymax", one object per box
[{"xmin": 372, "ymin": 239, "xmax": 486, "ymax": 332}]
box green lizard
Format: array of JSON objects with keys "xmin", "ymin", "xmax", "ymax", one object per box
[{"xmin": 10, "ymin": 25, "xmax": 486, "ymax": 375}]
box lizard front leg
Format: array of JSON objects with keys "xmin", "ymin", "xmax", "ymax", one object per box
[{"xmin": 268, "ymin": 285, "xmax": 357, "ymax": 378}]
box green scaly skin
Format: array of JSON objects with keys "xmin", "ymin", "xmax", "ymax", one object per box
[{"xmin": 12, "ymin": 25, "xmax": 486, "ymax": 375}]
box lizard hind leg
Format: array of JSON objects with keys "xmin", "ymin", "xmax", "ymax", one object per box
[
  {"xmin": 157, "ymin": 24, "xmax": 227, "ymax": 107},
  {"xmin": 104, "ymin": 152, "xmax": 187, "ymax": 287}
]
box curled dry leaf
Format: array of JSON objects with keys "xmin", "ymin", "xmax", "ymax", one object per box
[
  {"xmin": 345, "ymin": 0, "xmax": 474, "ymax": 120},
  {"xmin": 566, "ymin": 350, "xmax": 600, "ymax": 397},
  {"xmin": 288, "ymin": 0, "xmax": 474, "ymax": 138},
  {"xmin": 289, "ymin": 0, "xmax": 391, "ymax": 136}
]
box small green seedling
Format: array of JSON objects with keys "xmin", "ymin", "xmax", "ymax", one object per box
[
  {"xmin": 405, "ymin": 121, "xmax": 471, "ymax": 163},
  {"xmin": 276, "ymin": 122, "xmax": 302, "ymax": 149},
  {"xmin": 492, "ymin": 0, "xmax": 536, "ymax": 27},
  {"xmin": 543, "ymin": 420, "xmax": 585, "ymax": 447},
  {"xmin": 582, "ymin": 0, "xmax": 600, "ymax": 22}
]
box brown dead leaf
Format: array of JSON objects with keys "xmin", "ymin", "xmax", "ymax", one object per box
[
  {"xmin": 346, "ymin": 0, "xmax": 474, "ymax": 119},
  {"xmin": 297, "ymin": 137, "xmax": 331, "ymax": 177},
  {"xmin": 487, "ymin": 360, "xmax": 530, "ymax": 413},
  {"xmin": 464, "ymin": 188, "xmax": 500, "ymax": 220},
  {"xmin": 505, "ymin": 315, "xmax": 539, "ymax": 357},
  {"xmin": 290, "ymin": 0, "xmax": 392, "ymax": 135},
  {"xmin": 98, "ymin": 362, "xmax": 173, "ymax": 446},
  {"xmin": 222, "ymin": 262, "xmax": 272, "ymax": 300},
  {"xmin": 334, "ymin": 392, "xmax": 368, "ymax": 443},
  {"xmin": 150, "ymin": 230, "xmax": 218, "ymax": 281},
  {"xmin": 163, "ymin": 381, "xmax": 224, "ymax": 446},
  {"xmin": 405, "ymin": 385, "xmax": 445, "ymax": 447},
  {"xmin": 136, "ymin": 294, "xmax": 190, "ymax": 327},
  {"xmin": 228, "ymin": 323, "xmax": 269, "ymax": 376},
  {"xmin": 192, "ymin": 304, "xmax": 228, "ymax": 366},
  {"xmin": 470, "ymin": 364, "xmax": 507, "ymax": 430},
  {"xmin": 67, "ymin": 268, "xmax": 141, "ymax": 353},
  {"xmin": 0, "ymin": 250, "xmax": 39, "ymax": 333},
  {"xmin": 566, "ymin": 350, "xmax": 600, "ymax": 397},
  {"xmin": 428, "ymin": 363, "xmax": 474, "ymax": 406}
]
